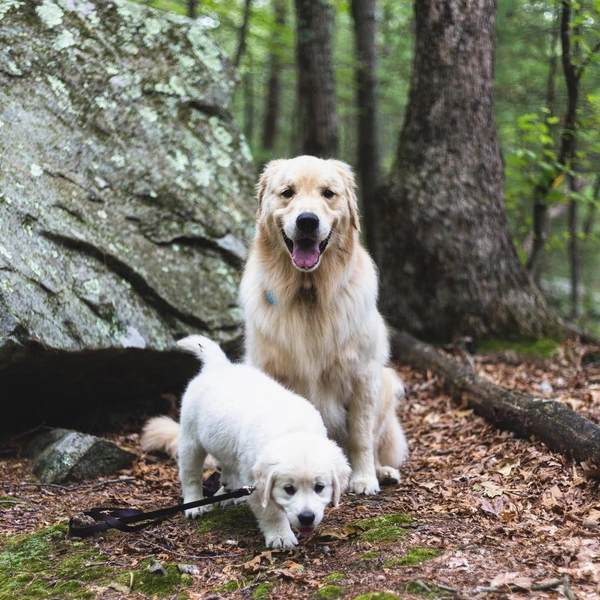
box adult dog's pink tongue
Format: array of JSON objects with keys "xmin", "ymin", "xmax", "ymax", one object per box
[{"xmin": 292, "ymin": 240, "xmax": 320, "ymax": 269}]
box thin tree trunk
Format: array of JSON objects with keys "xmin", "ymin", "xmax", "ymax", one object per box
[
  {"xmin": 351, "ymin": 0, "xmax": 380, "ymax": 259},
  {"xmin": 234, "ymin": 0, "xmax": 252, "ymax": 69},
  {"xmin": 261, "ymin": 0, "xmax": 286, "ymax": 154},
  {"xmin": 568, "ymin": 180, "xmax": 581, "ymax": 319},
  {"xmin": 583, "ymin": 178, "xmax": 599, "ymax": 236},
  {"xmin": 295, "ymin": 0, "xmax": 339, "ymax": 157},
  {"xmin": 527, "ymin": 7, "xmax": 560, "ymax": 285},
  {"xmin": 377, "ymin": 0, "xmax": 557, "ymax": 342},
  {"xmin": 391, "ymin": 330, "xmax": 600, "ymax": 464},
  {"xmin": 243, "ymin": 71, "xmax": 254, "ymax": 146},
  {"xmin": 187, "ymin": 0, "xmax": 197, "ymax": 19}
]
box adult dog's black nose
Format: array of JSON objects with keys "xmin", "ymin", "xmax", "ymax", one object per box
[
  {"xmin": 296, "ymin": 212, "xmax": 320, "ymax": 234},
  {"xmin": 298, "ymin": 510, "xmax": 315, "ymax": 526}
]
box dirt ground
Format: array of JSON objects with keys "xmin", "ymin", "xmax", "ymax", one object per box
[{"xmin": 1, "ymin": 341, "xmax": 600, "ymax": 600}]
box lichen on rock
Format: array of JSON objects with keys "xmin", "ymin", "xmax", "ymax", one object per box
[{"xmin": 0, "ymin": 0, "xmax": 255, "ymax": 429}]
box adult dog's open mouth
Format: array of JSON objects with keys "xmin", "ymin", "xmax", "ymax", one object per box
[{"xmin": 282, "ymin": 230, "xmax": 331, "ymax": 270}]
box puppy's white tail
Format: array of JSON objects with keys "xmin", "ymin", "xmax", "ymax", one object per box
[
  {"xmin": 141, "ymin": 415, "xmax": 180, "ymax": 458},
  {"xmin": 177, "ymin": 334, "xmax": 230, "ymax": 367}
]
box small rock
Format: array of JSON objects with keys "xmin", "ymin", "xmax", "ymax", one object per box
[
  {"xmin": 149, "ymin": 558, "xmax": 167, "ymax": 576},
  {"xmin": 26, "ymin": 428, "xmax": 136, "ymax": 484},
  {"xmin": 177, "ymin": 563, "xmax": 200, "ymax": 576}
]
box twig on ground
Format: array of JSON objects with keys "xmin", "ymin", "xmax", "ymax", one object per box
[
  {"xmin": 139, "ymin": 533, "xmax": 238, "ymax": 561},
  {"xmin": 4, "ymin": 477, "xmax": 136, "ymax": 492}
]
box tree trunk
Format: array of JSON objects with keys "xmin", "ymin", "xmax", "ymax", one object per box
[
  {"xmin": 295, "ymin": 0, "xmax": 339, "ymax": 157},
  {"xmin": 351, "ymin": 0, "xmax": 380, "ymax": 259},
  {"xmin": 261, "ymin": 0, "xmax": 286, "ymax": 154},
  {"xmin": 527, "ymin": 8, "xmax": 560, "ymax": 286},
  {"xmin": 377, "ymin": 0, "xmax": 558, "ymax": 342},
  {"xmin": 391, "ymin": 330, "xmax": 600, "ymax": 465},
  {"xmin": 234, "ymin": 0, "xmax": 252, "ymax": 69},
  {"xmin": 187, "ymin": 0, "xmax": 197, "ymax": 20}
]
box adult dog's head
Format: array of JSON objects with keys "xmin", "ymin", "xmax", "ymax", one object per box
[
  {"xmin": 256, "ymin": 156, "xmax": 360, "ymax": 272},
  {"xmin": 252, "ymin": 433, "xmax": 351, "ymax": 536}
]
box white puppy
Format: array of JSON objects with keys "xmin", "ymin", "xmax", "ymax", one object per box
[{"xmin": 141, "ymin": 335, "xmax": 350, "ymax": 549}]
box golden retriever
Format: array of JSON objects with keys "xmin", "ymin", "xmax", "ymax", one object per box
[
  {"xmin": 142, "ymin": 335, "xmax": 350, "ymax": 548},
  {"xmin": 240, "ymin": 155, "xmax": 408, "ymax": 495}
]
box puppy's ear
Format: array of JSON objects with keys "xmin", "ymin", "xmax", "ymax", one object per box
[
  {"xmin": 330, "ymin": 448, "xmax": 352, "ymax": 506},
  {"xmin": 330, "ymin": 160, "xmax": 360, "ymax": 232},
  {"xmin": 257, "ymin": 160, "xmax": 285, "ymax": 215},
  {"xmin": 252, "ymin": 461, "xmax": 277, "ymax": 508}
]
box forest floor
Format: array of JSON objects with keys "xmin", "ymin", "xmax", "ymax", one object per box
[{"xmin": 1, "ymin": 340, "xmax": 600, "ymax": 600}]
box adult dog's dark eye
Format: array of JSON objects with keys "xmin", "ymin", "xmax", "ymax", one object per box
[
  {"xmin": 314, "ymin": 483, "xmax": 325, "ymax": 494},
  {"xmin": 284, "ymin": 484, "xmax": 296, "ymax": 495},
  {"xmin": 322, "ymin": 189, "xmax": 335, "ymax": 199},
  {"xmin": 281, "ymin": 188, "xmax": 294, "ymax": 199}
]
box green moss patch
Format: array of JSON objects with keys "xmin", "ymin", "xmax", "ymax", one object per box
[
  {"xmin": 194, "ymin": 503, "xmax": 257, "ymax": 536},
  {"xmin": 0, "ymin": 525, "xmax": 192, "ymax": 600},
  {"xmin": 324, "ymin": 573, "xmax": 346, "ymax": 583},
  {"xmin": 361, "ymin": 551, "xmax": 381, "ymax": 561},
  {"xmin": 353, "ymin": 593, "xmax": 401, "ymax": 600},
  {"xmin": 383, "ymin": 547, "xmax": 440, "ymax": 568},
  {"xmin": 404, "ymin": 580, "xmax": 451, "ymax": 597},
  {"xmin": 315, "ymin": 584, "xmax": 345, "ymax": 599},
  {"xmin": 252, "ymin": 582, "xmax": 273, "ymax": 599},
  {"xmin": 355, "ymin": 513, "xmax": 413, "ymax": 543},
  {"xmin": 478, "ymin": 337, "xmax": 560, "ymax": 358}
]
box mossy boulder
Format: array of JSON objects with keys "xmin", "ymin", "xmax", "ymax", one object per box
[{"xmin": 0, "ymin": 0, "xmax": 255, "ymax": 429}]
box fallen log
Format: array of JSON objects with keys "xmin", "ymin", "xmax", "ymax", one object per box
[{"xmin": 391, "ymin": 330, "xmax": 600, "ymax": 465}]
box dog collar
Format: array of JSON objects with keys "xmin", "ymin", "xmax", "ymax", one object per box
[{"xmin": 266, "ymin": 292, "xmax": 276, "ymax": 305}]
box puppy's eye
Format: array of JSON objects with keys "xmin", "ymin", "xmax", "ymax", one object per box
[
  {"xmin": 281, "ymin": 188, "xmax": 294, "ymax": 199},
  {"xmin": 322, "ymin": 189, "xmax": 335, "ymax": 199},
  {"xmin": 314, "ymin": 483, "xmax": 325, "ymax": 494},
  {"xmin": 283, "ymin": 484, "xmax": 296, "ymax": 495}
]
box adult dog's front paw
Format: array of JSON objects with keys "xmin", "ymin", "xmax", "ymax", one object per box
[
  {"xmin": 265, "ymin": 531, "xmax": 298, "ymax": 549},
  {"xmin": 185, "ymin": 504, "xmax": 212, "ymax": 519},
  {"xmin": 349, "ymin": 473, "xmax": 380, "ymax": 495}
]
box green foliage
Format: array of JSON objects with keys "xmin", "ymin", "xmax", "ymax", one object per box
[{"xmin": 324, "ymin": 573, "xmax": 346, "ymax": 583}]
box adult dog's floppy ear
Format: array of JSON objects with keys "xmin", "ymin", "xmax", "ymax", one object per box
[
  {"xmin": 257, "ymin": 160, "xmax": 285, "ymax": 215},
  {"xmin": 330, "ymin": 159, "xmax": 360, "ymax": 232},
  {"xmin": 252, "ymin": 461, "xmax": 278, "ymax": 508}
]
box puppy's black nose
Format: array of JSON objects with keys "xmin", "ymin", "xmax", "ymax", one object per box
[
  {"xmin": 298, "ymin": 510, "xmax": 315, "ymax": 526},
  {"xmin": 296, "ymin": 212, "xmax": 320, "ymax": 233}
]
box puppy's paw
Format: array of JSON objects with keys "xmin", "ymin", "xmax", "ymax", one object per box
[
  {"xmin": 265, "ymin": 531, "xmax": 298, "ymax": 549},
  {"xmin": 349, "ymin": 473, "xmax": 380, "ymax": 495},
  {"xmin": 377, "ymin": 466, "xmax": 401, "ymax": 486},
  {"xmin": 185, "ymin": 504, "xmax": 212, "ymax": 519}
]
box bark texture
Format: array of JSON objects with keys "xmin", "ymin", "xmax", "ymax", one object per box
[
  {"xmin": 261, "ymin": 0, "xmax": 286, "ymax": 153},
  {"xmin": 391, "ymin": 331, "xmax": 600, "ymax": 465},
  {"xmin": 351, "ymin": 0, "xmax": 380, "ymax": 258},
  {"xmin": 377, "ymin": 0, "xmax": 557, "ymax": 342},
  {"xmin": 295, "ymin": 0, "xmax": 339, "ymax": 157}
]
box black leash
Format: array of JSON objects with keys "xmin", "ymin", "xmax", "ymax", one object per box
[{"xmin": 68, "ymin": 486, "xmax": 255, "ymax": 538}]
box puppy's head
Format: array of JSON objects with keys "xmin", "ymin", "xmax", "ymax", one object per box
[
  {"xmin": 256, "ymin": 156, "xmax": 360, "ymax": 272},
  {"xmin": 252, "ymin": 434, "xmax": 351, "ymax": 536}
]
